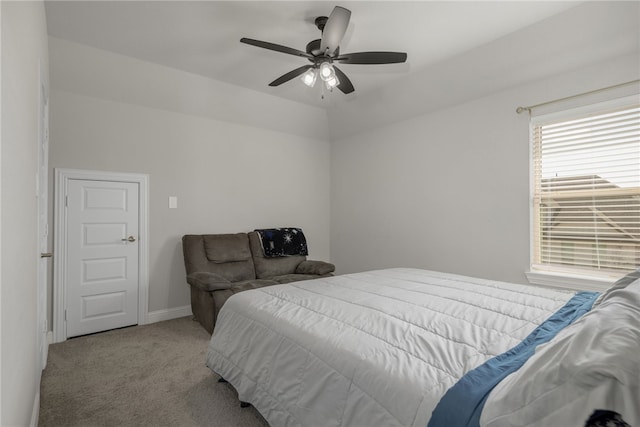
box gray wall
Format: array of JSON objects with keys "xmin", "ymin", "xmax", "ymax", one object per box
[
  {"xmin": 330, "ymin": 53, "xmax": 640, "ymax": 282},
  {"xmin": 1, "ymin": 1, "xmax": 49, "ymax": 425},
  {"xmin": 329, "ymin": 2, "xmax": 640, "ymax": 282},
  {"xmin": 49, "ymin": 39, "xmax": 331, "ymax": 317}
]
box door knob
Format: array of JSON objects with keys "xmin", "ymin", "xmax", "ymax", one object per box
[
  {"xmin": 122, "ymin": 236, "xmax": 136, "ymax": 242},
  {"xmin": 40, "ymin": 252, "xmax": 53, "ymax": 258}
]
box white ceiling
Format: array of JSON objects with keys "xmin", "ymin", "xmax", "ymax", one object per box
[{"xmin": 45, "ymin": 1, "xmax": 582, "ymax": 108}]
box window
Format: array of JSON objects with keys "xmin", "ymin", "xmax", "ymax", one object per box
[{"xmin": 531, "ymin": 98, "xmax": 640, "ymax": 281}]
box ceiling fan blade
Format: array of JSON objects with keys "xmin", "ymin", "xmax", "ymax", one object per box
[
  {"xmin": 240, "ymin": 38, "xmax": 313, "ymax": 59},
  {"xmin": 320, "ymin": 6, "xmax": 351, "ymax": 56},
  {"xmin": 332, "ymin": 66, "xmax": 354, "ymax": 94},
  {"xmin": 269, "ymin": 65, "xmax": 314, "ymax": 87},
  {"xmin": 335, "ymin": 51, "xmax": 407, "ymax": 64}
]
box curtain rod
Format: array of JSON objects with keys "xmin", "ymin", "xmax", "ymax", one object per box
[{"xmin": 516, "ymin": 79, "xmax": 640, "ymax": 114}]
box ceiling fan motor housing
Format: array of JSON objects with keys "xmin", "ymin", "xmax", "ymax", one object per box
[{"xmin": 306, "ymin": 39, "xmax": 339, "ymax": 59}]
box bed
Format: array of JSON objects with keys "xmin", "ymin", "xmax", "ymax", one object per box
[{"xmin": 205, "ymin": 267, "xmax": 640, "ymax": 427}]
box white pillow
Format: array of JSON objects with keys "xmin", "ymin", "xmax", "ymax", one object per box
[{"xmin": 592, "ymin": 268, "xmax": 640, "ymax": 309}]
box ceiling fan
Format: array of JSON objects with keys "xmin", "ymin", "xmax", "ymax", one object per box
[{"xmin": 240, "ymin": 6, "xmax": 407, "ymax": 94}]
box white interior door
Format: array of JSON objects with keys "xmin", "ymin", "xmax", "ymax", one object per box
[{"xmin": 65, "ymin": 179, "xmax": 140, "ymax": 337}]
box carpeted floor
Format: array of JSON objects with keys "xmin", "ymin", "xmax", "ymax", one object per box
[{"xmin": 39, "ymin": 316, "xmax": 270, "ymax": 427}]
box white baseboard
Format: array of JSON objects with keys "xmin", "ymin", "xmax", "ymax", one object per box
[
  {"xmin": 30, "ymin": 391, "xmax": 40, "ymax": 427},
  {"xmin": 145, "ymin": 305, "xmax": 192, "ymax": 324}
]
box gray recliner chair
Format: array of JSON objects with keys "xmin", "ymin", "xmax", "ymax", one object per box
[{"xmin": 182, "ymin": 231, "xmax": 334, "ymax": 333}]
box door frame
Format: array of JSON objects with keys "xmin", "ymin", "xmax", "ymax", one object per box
[
  {"xmin": 53, "ymin": 168, "xmax": 149, "ymax": 343},
  {"xmin": 37, "ymin": 61, "xmax": 49, "ymax": 369}
]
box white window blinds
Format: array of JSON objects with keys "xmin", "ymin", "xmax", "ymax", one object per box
[{"xmin": 532, "ymin": 101, "xmax": 640, "ymax": 275}]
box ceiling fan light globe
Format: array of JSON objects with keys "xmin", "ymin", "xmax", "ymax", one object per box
[
  {"xmin": 300, "ymin": 69, "xmax": 317, "ymax": 87},
  {"xmin": 325, "ymin": 75, "xmax": 340, "ymax": 90},
  {"xmin": 319, "ymin": 62, "xmax": 335, "ymax": 81}
]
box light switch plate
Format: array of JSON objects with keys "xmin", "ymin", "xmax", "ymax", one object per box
[{"xmin": 168, "ymin": 196, "xmax": 178, "ymax": 209}]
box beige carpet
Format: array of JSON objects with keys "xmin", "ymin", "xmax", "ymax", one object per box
[{"xmin": 39, "ymin": 316, "xmax": 270, "ymax": 427}]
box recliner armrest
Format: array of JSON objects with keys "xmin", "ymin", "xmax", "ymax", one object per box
[
  {"xmin": 295, "ymin": 260, "xmax": 335, "ymax": 276},
  {"xmin": 187, "ymin": 272, "xmax": 233, "ymax": 291}
]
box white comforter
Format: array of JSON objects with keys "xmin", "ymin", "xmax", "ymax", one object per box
[{"xmin": 206, "ymin": 268, "xmax": 576, "ymax": 427}]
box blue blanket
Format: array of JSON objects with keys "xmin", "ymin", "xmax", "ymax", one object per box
[{"xmin": 428, "ymin": 291, "xmax": 600, "ymax": 427}]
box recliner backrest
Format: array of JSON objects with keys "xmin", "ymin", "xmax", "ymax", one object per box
[{"xmin": 182, "ymin": 233, "xmax": 256, "ymax": 282}]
